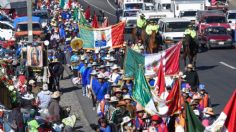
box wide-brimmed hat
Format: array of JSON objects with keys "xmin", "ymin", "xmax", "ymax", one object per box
[
  {"xmin": 109, "ymin": 96, "xmax": 119, "ymax": 103},
  {"xmin": 121, "ymin": 116, "xmax": 132, "ymax": 125},
  {"xmin": 92, "ymin": 62, "xmax": 98, "ymax": 66},
  {"xmin": 99, "ymin": 65, "xmax": 105, "ymax": 69},
  {"xmin": 193, "ymin": 94, "xmax": 202, "ymax": 100},
  {"xmin": 111, "ymin": 64, "xmax": 120, "ymax": 70},
  {"xmin": 199, "ymin": 84, "xmax": 205, "ymax": 91},
  {"xmin": 117, "ymin": 101, "xmax": 126, "ymax": 107},
  {"xmin": 104, "ymin": 56, "xmax": 111, "ymax": 60},
  {"xmin": 97, "ymin": 74, "xmax": 104, "ymax": 79},
  {"xmin": 114, "ymin": 88, "xmax": 122, "ymax": 94},
  {"xmin": 123, "ymin": 95, "xmax": 132, "ymax": 100},
  {"xmin": 187, "ymin": 64, "xmax": 193, "ymax": 69},
  {"xmin": 22, "ymin": 93, "xmax": 34, "ymax": 100},
  {"xmin": 204, "ymin": 107, "xmax": 215, "ymax": 115},
  {"xmin": 136, "ymin": 103, "xmax": 144, "ymax": 112},
  {"xmin": 108, "ymin": 48, "xmax": 115, "ymax": 53},
  {"xmin": 29, "ymin": 79, "xmax": 36, "ymax": 85},
  {"xmin": 51, "ymin": 91, "xmax": 61, "ymax": 98},
  {"xmin": 109, "ymin": 57, "xmax": 116, "ymax": 62},
  {"xmin": 123, "ymin": 76, "xmax": 134, "ymax": 80},
  {"xmin": 90, "ymin": 70, "xmax": 97, "ymax": 75},
  {"xmin": 105, "ymin": 63, "xmax": 111, "ymax": 67}
]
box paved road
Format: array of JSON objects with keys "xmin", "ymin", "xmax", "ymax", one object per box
[{"xmin": 75, "ymin": 0, "xmax": 236, "ymax": 126}]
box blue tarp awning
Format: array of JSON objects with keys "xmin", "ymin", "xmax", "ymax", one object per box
[{"xmin": 13, "ymin": 16, "xmax": 40, "ymax": 28}]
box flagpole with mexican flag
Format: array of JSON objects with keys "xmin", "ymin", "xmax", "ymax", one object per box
[
  {"xmin": 132, "ymin": 65, "xmax": 158, "ymax": 115},
  {"xmin": 185, "ymin": 102, "xmax": 205, "ymax": 132},
  {"xmin": 205, "ymin": 90, "xmax": 236, "ymax": 132}
]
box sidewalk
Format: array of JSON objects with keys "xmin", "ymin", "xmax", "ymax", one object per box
[{"xmin": 59, "ymin": 66, "xmax": 93, "ymax": 132}]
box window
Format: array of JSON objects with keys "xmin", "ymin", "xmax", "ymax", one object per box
[
  {"xmin": 165, "ymin": 22, "xmax": 190, "ymax": 32},
  {"xmin": 205, "ymin": 16, "xmax": 226, "ymax": 23},
  {"xmin": 180, "ymin": 11, "xmax": 197, "ymax": 17},
  {"xmin": 228, "ymin": 13, "xmax": 236, "ymax": 19},
  {"xmin": 0, "ymin": 23, "xmax": 12, "ymax": 30},
  {"xmin": 206, "ymin": 27, "xmax": 227, "ymax": 34},
  {"xmin": 17, "ymin": 23, "xmax": 41, "ymax": 31}
]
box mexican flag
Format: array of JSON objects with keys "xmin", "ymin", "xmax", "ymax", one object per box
[
  {"xmin": 205, "ymin": 90, "xmax": 236, "ymax": 132},
  {"xmin": 132, "ymin": 66, "xmax": 158, "ymax": 115},
  {"xmin": 79, "ymin": 22, "xmax": 125, "ymax": 49},
  {"xmin": 124, "ymin": 42, "xmax": 181, "ymax": 77},
  {"xmin": 124, "ymin": 48, "xmax": 145, "ymax": 77},
  {"xmin": 145, "ymin": 41, "xmax": 182, "ymax": 76},
  {"xmin": 185, "ymin": 102, "xmax": 205, "ymax": 132}
]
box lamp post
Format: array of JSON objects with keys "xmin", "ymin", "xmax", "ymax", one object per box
[{"xmin": 27, "ymin": 0, "xmax": 33, "ymax": 43}]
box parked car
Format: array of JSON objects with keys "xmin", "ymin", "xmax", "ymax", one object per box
[
  {"xmin": 197, "ymin": 12, "xmax": 230, "ymax": 38},
  {"xmin": 0, "ymin": 21, "xmax": 14, "ymax": 41},
  {"xmin": 201, "ymin": 26, "xmax": 233, "ymax": 49},
  {"xmin": 226, "ymin": 10, "xmax": 236, "ymax": 30},
  {"xmin": 158, "ymin": 18, "xmax": 191, "ymax": 48}
]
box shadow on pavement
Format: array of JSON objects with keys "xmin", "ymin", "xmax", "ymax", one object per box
[
  {"xmin": 90, "ymin": 123, "xmax": 99, "ymax": 130},
  {"xmin": 61, "ymin": 86, "xmax": 80, "ymax": 93},
  {"xmin": 196, "ymin": 65, "xmax": 218, "ymax": 71},
  {"xmin": 211, "ymin": 103, "xmax": 220, "ymax": 108}
]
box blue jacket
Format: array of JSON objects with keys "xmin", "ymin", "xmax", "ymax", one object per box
[
  {"xmin": 96, "ymin": 82, "xmax": 109, "ymax": 102},
  {"xmin": 82, "ymin": 67, "xmax": 91, "ymax": 87},
  {"xmin": 86, "ymin": 68, "xmax": 93, "ymax": 84},
  {"xmin": 92, "ymin": 78, "xmax": 100, "ymax": 96}
]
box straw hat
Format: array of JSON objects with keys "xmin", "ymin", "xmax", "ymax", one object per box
[
  {"xmin": 123, "ymin": 95, "xmax": 132, "ymax": 100},
  {"xmin": 123, "ymin": 76, "xmax": 134, "ymax": 81},
  {"xmin": 51, "ymin": 91, "xmax": 61, "ymax": 98},
  {"xmin": 109, "ymin": 57, "xmax": 116, "ymax": 62},
  {"xmin": 99, "ymin": 65, "xmax": 105, "ymax": 69},
  {"xmin": 114, "ymin": 88, "xmax": 122, "ymax": 94},
  {"xmin": 187, "ymin": 64, "xmax": 193, "ymax": 69},
  {"xmin": 204, "ymin": 107, "xmax": 215, "ymax": 115},
  {"xmin": 80, "ymin": 56, "xmax": 85, "ymax": 60},
  {"xmin": 109, "ymin": 96, "xmax": 119, "ymax": 103}
]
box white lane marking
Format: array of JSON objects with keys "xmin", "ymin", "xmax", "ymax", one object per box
[
  {"xmin": 83, "ymin": 0, "xmax": 116, "ymax": 17},
  {"xmin": 219, "ymin": 62, "xmax": 236, "ymax": 70},
  {"xmin": 107, "ymin": 0, "xmax": 117, "ymax": 10}
]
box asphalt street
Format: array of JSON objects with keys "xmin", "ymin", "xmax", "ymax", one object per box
[{"xmin": 75, "ymin": 0, "xmax": 236, "ymax": 126}]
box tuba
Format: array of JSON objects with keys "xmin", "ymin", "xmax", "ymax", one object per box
[{"xmin": 70, "ymin": 38, "xmax": 83, "ymax": 51}]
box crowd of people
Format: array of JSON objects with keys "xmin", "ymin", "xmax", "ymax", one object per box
[{"xmin": 0, "ymin": 0, "xmax": 220, "ymax": 132}]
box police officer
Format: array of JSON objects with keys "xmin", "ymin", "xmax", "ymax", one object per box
[
  {"xmin": 136, "ymin": 14, "xmax": 146, "ymax": 39},
  {"xmin": 184, "ymin": 24, "xmax": 196, "ymax": 39}
]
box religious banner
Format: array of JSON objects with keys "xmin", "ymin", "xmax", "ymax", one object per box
[{"xmin": 26, "ymin": 45, "xmax": 43, "ymax": 67}]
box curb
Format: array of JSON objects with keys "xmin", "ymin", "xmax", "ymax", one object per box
[{"xmin": 63, "ymin": 66, "xmax": 93, "ymax": 131}]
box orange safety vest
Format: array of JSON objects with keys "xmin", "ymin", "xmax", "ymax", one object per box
[
  {"xmin": 200, "ymin": 94, "xmax": 209, "ymax": 108},
  {"xmin": 100, "ymin": 100, "xmax": 105, "ymax": 114}
]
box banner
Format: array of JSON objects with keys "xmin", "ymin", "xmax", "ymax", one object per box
[
  {"xmin": 145, "ymin": 42, "xmax": 182, "ymax": 76},
  {"xmin": 79, "ymin": 22, "xmax": 125, "ymax": 49}
]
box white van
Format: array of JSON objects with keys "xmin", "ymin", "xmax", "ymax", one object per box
[
  {"xmin": 0, "ymin": 21, "xmax": 14, "ymax": 41},
  {"xmin": 158, "ymin": 18, "xmax": 191, "ymax": 46}
]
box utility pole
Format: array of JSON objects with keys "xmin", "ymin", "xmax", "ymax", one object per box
[{"xmin": 27, "ymin": 0, "xmax": 33, "ymax": 43}]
